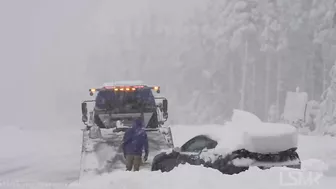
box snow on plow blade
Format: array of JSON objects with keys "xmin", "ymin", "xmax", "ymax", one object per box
[{"xmin": 79, "ymin": 127, "xmax": 173, "ymax": 179}]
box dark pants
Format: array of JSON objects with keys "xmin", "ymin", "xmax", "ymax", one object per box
[{"xmin": 125, "ymin": 155, "xmax": 142, "ymax": 171}]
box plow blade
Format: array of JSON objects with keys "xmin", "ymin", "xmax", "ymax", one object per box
[{"xmin": 79, "ymin": 127, "xmax": 173, "ymax": 180}]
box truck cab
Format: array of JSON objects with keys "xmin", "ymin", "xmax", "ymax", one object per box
[{"xmin": 81, "ymin": 81, "xmax": 168, "ymax": 131}]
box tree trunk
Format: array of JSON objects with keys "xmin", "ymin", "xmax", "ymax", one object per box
[
  {"xmin": 265, "ymin": 54, "xmax": 271, "ymax": 120},
  {"xmin": 251, "ymin": 58, "xmax": 256, "ymax": 112},
  {"xmin": 301, "ymin": 61, "xmax": 307, "ymax": 91},
  {"xmin": 323, "ymin": 59, "xmax": 327, "ymax": 94},
  {"xmin": 229, "ymin": 60, "xmax": 234, "ymax": 96},
  {"xmin": 309, "ymin": 58, "xmax": 316, "ymax": 100},
  {"xmin": 276, "ymin": 54, "xmax": 281, "ymax": 121},
  {"xmin": 229, "ymin": 58, "xmax": 235, "ymax": 111},
  {"xmin": 239, "ymin": 40, "xmax": 248, "ymax": 110}
]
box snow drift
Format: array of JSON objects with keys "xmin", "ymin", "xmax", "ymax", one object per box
[
  {"xmin": 0, "ymin": 109, "xmax": 335, "ymax": 189},
  {"xmin": 69, "ymin": 110, "xmax": 334, "ymax": 189},
  {"xmin": 69, "ymin": 163, "xmax": 336, "ymax": 189}
]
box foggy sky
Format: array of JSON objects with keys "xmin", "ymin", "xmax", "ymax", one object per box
[{"xmin": 0, "ymin": 0, "xmax": 204, "ymax": 128}]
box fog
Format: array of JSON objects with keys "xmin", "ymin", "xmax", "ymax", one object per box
[
  {"xmin": 0, "ymin": 0, "xmax": 204, "ymax": 128},
  {"xmin": 2, "ymin": 0, "xmax": 335, "ymax": 129}
]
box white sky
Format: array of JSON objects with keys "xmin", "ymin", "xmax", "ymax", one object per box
[{"xmin": 0, "ymin": 0, "xmax": 205, "ymax": 127}]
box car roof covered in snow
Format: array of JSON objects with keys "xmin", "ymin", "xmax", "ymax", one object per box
[{"xmin": 171, "ymin": 110, "xmax": 298, "ymax": 155}]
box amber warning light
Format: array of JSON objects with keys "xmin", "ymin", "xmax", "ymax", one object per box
[{"xmin": 89, "ymin": 85, "xmax": 160, "ymax": 96}]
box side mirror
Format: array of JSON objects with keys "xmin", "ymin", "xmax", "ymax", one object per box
[
  {"xmin": 163, "ymin": 99, "xmax": 168, "ymax": 113},
  {"xmin": 81, "ymin": 102, "xmax": 88, "ymax": 122}
]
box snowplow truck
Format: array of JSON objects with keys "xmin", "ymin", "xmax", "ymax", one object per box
[{"xmin": 79, "ymin": 81, "xmax": 174, "ymax": 178}]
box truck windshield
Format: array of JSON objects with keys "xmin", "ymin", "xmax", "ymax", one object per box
[{"xmin": 95, "ymin": 88, "xmax": 156, "ymax": 113}]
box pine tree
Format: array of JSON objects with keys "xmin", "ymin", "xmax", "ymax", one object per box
[{"xmin": 315, "ymin": 62, "xmax": 336, "ymax": 135}]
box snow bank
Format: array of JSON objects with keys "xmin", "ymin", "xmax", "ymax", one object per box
[
  {"xmin": 297, "ymin": 135, "xmax": 336, "ymax": 171},
  {"xmin": 325, "ymin": 125, "xmax": 336, "ymax": 136},
  {"xmin": 302, "ymin": 159, "xmax": 329, "ymax": 172},
  {"xmin": 69, "ymin": 163, "xmax": 335, "ymax": 189},
  {"xmin": 0, "ymin": 119, "xmax": 335, "ymax": 188}
]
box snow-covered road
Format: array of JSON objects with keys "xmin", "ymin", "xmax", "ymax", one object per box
[
  {"xmin": 0, "ymin": 123, "xmax": 336, "ymax": 189},
  {"xmin": 0, "ymin": 127, "xmax": 82, "ymax": 183}
]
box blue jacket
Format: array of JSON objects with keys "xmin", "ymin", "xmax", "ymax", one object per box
[{"xmin": 122, "ymin": 119, "xmax": 149, "ymax": 156}]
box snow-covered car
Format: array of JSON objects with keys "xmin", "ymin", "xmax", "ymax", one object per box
[{"xmin": 151, "ymin": 119, "xmax": 301, "ymax": 175}]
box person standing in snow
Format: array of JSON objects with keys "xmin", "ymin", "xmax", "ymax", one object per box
[{"xmin": 122, "ymin": 118, "xmax": 149, "ymax": 171}]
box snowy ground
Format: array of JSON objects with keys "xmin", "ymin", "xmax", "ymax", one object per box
[
  {"xmin": 0, "ymin": 126, "xmax": 82, "ymax": 183},
  {"xmin": 1, "ymin": 119, "xmax": 336, "ymax": 188}
]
